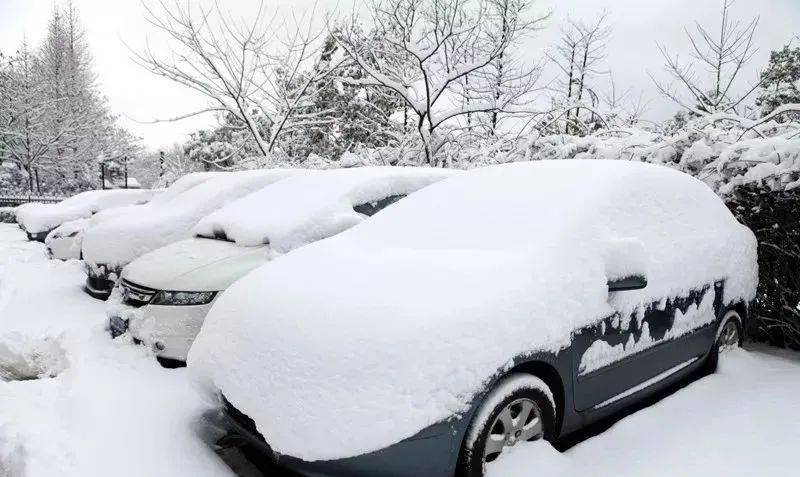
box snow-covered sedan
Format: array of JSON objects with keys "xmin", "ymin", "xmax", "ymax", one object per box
[
  {"xmin": 81, "ymin": 169, "xmax": 303, "ymax": 299},
  {"xmin": 45, "ymin": 172, "xmax": 218, "ymax": 260},
  {"xmin": 189, "ymin": 160, "xmax": 758, "ymax": 477},
  {"xmin": 15, "ymin": 188, "xmax": 157, "ymax": 242},
  {"xmin": 107, "ymin": 167, "xmax": 456, "ymax": 365}
]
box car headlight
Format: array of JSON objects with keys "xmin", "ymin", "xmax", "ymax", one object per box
[{"xmin": 150, "ymin": 290, "xmax": 217, "ymax": 306}]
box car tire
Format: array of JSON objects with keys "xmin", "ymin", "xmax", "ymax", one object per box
[
  {"xmin": 456, "ymin": 373, "xmax": 556, "ymax": 477},
  {"xmin": 705, "ymin": 309, "xmax": 743, "ymax": 373}
]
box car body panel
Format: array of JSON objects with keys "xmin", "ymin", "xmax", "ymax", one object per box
[
  {"xmin": 46, "ymin": 231, "xmax": 83, "ymax": 260},
  {"xmin": 571, "ymin": 282, "xmax": 722, "ymax": 411},
  {"xmin": 122, "ymin": 238, "xmax": 271, "ymax": 292},
  {"xmin": 128, "ymin": 300, "xmax": 219, "ymax": 362}
]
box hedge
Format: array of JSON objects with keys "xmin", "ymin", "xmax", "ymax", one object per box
[{"xmin": 727, "ymin": 186, "xmax": 800, "ymax": 350}]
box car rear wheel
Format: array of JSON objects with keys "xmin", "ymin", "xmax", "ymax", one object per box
[
  {"xmin": 706, "ymin": 310, "xmax": 742, "ymax": 372},
  {"xmin": 457, "ymin": 374, "xmax": 556, "ymax": 477}
]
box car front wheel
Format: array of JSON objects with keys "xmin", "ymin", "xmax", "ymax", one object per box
[{"xmin": 457, "ymin": 373, "xmax": 556, "ymax": 477}]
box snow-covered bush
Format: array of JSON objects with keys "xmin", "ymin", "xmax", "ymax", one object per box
[
  {"xmin": 0, "ymin": 207, "xmax": 15, "ymax": 224},
  {"xmin": 726, "ymin": 186, "xmax": 800, "ymax": 350}
]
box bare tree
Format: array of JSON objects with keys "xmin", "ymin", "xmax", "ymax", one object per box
[
  {"xmin": 132, "ymin": 0, "xmax": 341, "ymax": 156},
  {"xmin": 651, "ymin": 0, "xmax": 761, "ymax": 116},
  {"xmin": 546, "ymin": 13, "xmax": 611, "ymax": 134},
  {"xmin": 331, "ymin": 0, "xmax": 549, "ymax": 165},
  {"xmin": 598, "ymin": 72, "xmax": 650, "ymax": 128}
]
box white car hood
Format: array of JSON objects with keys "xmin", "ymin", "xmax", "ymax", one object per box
[{"xmin": 122, "ymin": 238, "xmax": 271, "ymax": 292}]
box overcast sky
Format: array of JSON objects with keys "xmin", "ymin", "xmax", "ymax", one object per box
[{"xmin": 2, "ymin": 0, "xmax": 799, "ymax": 151}]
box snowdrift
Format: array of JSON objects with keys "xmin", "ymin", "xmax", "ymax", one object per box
[{"xmin": 189, "ymin": 160, "xmax": 758, "ymax": 461}]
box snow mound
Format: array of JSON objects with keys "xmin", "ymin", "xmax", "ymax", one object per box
[
  {"xmin": 0, "ymin": 428, "xmax": 26, "ymax": 477},
  {"xmin": 193, "ymin": 166, "xmax": 457, "ymax": 252},
  {"xmin": 0, "ymin": 334, "xmax": 67, "ymax": 381},
  {"xmin": 189, "ymin": 160, "xmax": 758, "ymax": 461},
  {"xmin": 0, "ymin": 224, "xmax": 234, "ymax": 477},
  {"xmin": 82, "ymin": 169, "xmax": 304, "ymax": 267},
  {"xmin": 15, "ymin": 189, "xmax": 158, "ymax": 234}
]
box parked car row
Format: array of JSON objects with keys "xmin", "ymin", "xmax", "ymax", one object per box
[
  {"xmin": 15, "ymin": 161, "xmax": 758, "ymax": 477},
  {"xmin": 16, "ymin": 188, "xmax": 157, "ymax": 242}
]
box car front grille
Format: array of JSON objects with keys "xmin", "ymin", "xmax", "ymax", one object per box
[
  {"xmin": 120, "ymin": 279, "xmax": 157, "ymax": 307},
  {"xmin": 86, "ymin": 275, "xmax": 115, "ymax": 294}
]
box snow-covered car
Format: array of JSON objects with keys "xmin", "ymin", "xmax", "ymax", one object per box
[
  {"xmin": 189, "ymin": 160, "xmax": 758, "ymax": 477},
  {"xmin": 15, "ymin": 189, "xmax": 158, "ymax": 242},
  {"xmin": 106, "ymin": 166, "xmax": 456, "ymax": 365},
  {"xmin": 81, "ymin": 169, "xmax": 303, "ymax": 299},
  {"xmin": 44, "ymin": 172, "xmax": 218, "ymax": 260}
]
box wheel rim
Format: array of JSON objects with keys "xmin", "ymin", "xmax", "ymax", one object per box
[
  {"xmin": 483, "ymin": 398, "xmax": 543, "ymax": 464},
  {"xmin": 717, "ymin": 319, "xmax": 739, "ymax": 353}
]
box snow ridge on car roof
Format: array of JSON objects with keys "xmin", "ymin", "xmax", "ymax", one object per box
[
  {"xmin": 192, "ymin": 166, "xmax": 457, "ymax": 252},
  {"xmin": 15, "ymin": 188, "xmax": 158, "ymax": 234},
  {"xmin": 81, "ymin": 169, "xmax": 302, "ymax": 266}
]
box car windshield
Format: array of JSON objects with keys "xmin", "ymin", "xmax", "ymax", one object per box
[
  {"xmin": 196, "ymin": 228, "xmax": 236, "ymax": 243},
  {"xmin": 352, "ymin": 194, "xmax": 406, "ymax": 217}
]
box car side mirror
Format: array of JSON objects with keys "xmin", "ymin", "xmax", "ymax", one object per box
[
  {"xmin": 608, "ymin": 275, "xmax": 647, "ymax": 292},
  {"xmin": 603, "ymin": 237, "xmax": 648, "ymax": 293}
]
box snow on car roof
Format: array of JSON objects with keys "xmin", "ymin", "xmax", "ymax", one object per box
[
  {"xmin": 189, "ymin": 160, "xmax": 758, "ymax": 462},
  {"xmin": 15, "ymin": 188, "xmax": 158, "ymax": 234},
  {"xmin": 81, "ymin": 169, "xmax": 304, "ymax": 267},
  {"xmin": 149, "ymin": 172, "xmax": 219, "ymax": 204},
  {"xmin": 192, "ymin": 166, "xmax": 458, "ymax": 252},
  {"xmin": 47, "ymin": 172, "xmax": 221, "ymax": 238}
]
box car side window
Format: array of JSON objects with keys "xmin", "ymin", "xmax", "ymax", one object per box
[{"xmin": 352, "ymin": 194, "xmax": 406, "ymax": 217}]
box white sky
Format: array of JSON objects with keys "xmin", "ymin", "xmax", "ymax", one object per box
[{"xmin": 1, "ymin": 0, "xmax": 799, "ymax": 151}]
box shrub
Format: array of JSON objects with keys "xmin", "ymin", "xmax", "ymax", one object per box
[
  {"xmin": 0, "ymin": 207, "xmax": 16, "ymax": 224},
  {"xmin": 727, "ymin": 185, "xmax": 800, "ymax": 350}
]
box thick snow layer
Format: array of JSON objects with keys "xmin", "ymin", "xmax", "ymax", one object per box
[
  {"xmin": 15, "ymin": 189, "xmax": 158, "ymax": 234},
  {"xmin": 488, "ymin": 347, "xmax": 800, "ymax": 477},
  {"xmin": 0, "ymin": 225, "xmax": 232, "ymax": 477},
  {"xmin": 192, "ymin": 166, "xmax": 456, "ymax": 252},
  {"xmin": 189, "ymin": 160, "xmax": 758, "ymax": 461},
  {"xmin": 82, "ymin": 170, "xmax": 302, "ymax": 267},
  {"xmin": 43, "ymin": 172, "xmax": 221, "ymax": 261}
]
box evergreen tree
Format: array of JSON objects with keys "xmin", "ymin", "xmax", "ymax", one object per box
[
  {"xmin": 756, "ymin": 44, "xmax": 800, "ymax": 118},
  {"xmin": 277, "ymin": 33, "xmax": 404, "ymax": 162}
]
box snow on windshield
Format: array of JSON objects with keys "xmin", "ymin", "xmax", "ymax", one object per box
[
  {"xmin": 189, "ymin": 160, "xmax": 758, "ymax": 462},
  {"xmin": 192, "ymin": 166, "xmax": 457, "ymax": 252}
]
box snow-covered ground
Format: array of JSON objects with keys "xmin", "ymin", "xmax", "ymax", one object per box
[
  {"xmin": 0, "ymin": 225, "xmax": 232, "ymax": 477},
  {"xmin": 0, "ymin": 222, "xmax": 798, "ymax": 476}
]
